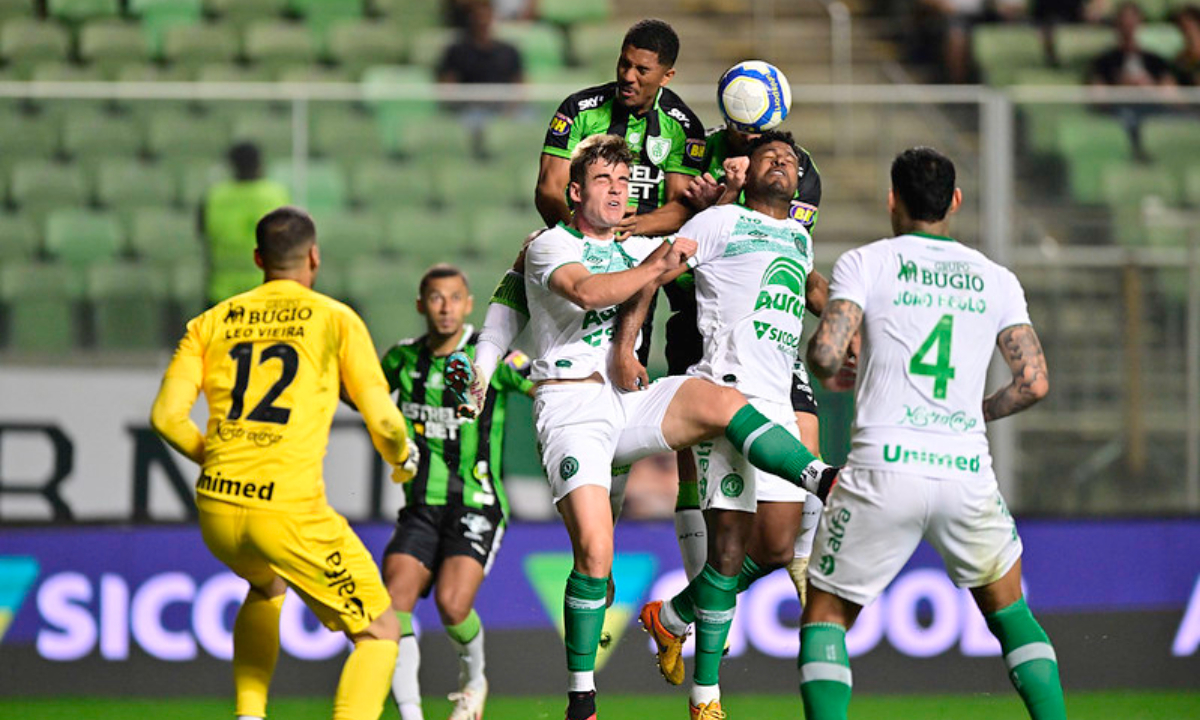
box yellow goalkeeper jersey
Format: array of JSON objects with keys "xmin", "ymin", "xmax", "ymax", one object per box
[{"xmin": 155, "ymin": 279, "xmax": 408, "ymax": 511}]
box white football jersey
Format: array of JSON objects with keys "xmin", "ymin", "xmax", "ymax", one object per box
[
  {"xmin": 829, "ymin": 233, "xmax": 1032, "ymax": 481},
  {"xmin": 684, "ymin": 204, "xmax": 815, "ymax": 401},
  {"xmin": 524, "ymin": 223, "xmax": 662, "ymax": 382}
]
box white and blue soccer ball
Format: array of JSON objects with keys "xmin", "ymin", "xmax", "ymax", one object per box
[{"xmin": 717, "ymin": 61, "xmax": 792, "ymax": 133}]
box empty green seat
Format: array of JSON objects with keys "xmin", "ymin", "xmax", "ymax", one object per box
[
  {"xmin": 130, "ymin": 207, "xmax": 202, "ymax": 264},
  {"xmin": 231, "ymin": 112, "xmax": 293, "ymax": 158},
  {"xmin": 1136, "ymin": 23, "xmax": 1183, "ymax": 58},
  {"xmin": 47, "ymin": 0, "xmax": 119, "ymax": 22},
  {"xmin": 362, "ymin": 64, "xmax": 437, "ymax": 123},
  {"xmin": 1055, "ymin": 114, "xmax": 1132, "ymax": 203},
  {"xmin": 1100, "ymin": 162, "xmax": 1182, "ymax": 245},
  {"xmin": 267, "ymin": 159, "xmax": 348, "ymax": 212},
  {"xmin": 1055, "ymin": 25, "xmax": 1113, "ymax": 72},
  {"xmin": 195, "ymin": 62, "xmax": 274, "ymax": 83},
  {"xmin": 483, "ymin": 116, "xmax": 547, "ymax": 165},
  {"xmin": 44, "ymin": 209, "xmax": 125, "ymax": 267},
  {"xmin": 9, "ymin": 161, "xmax": 88, "ymax": 223},
  {"xmin": 351, "ymin": 159, "xmax": 438, "ymax": 210},
  {"xmin": 496, "ymin": 21, "xmax": 567, "ymax": 72},
  {"xmin": 0, "ymin": 111, "xmax": 62, "ymax": 170},
  {"xmin": 434, "ymin": 159, "xmax": 523, "ymax": 211},
  {"xmin": 346, "ymin": 257, "xmax": 424, "ymax": 348},
  {"xmin": 0, "ymin": 0, "xmax": 33, "ymax": 22},
  {"xmin": 243, "ymin": 21, "xmax": 317, "ymax": 72},
  {"xmin": 312, "ymin": 210, "xmax": 384, "ymax": 266},
  {"xmin": 382, "ymin": 208, "xmax": 471, "ymax": 257},
  {"xmin": 539, "ymin": 0, "xmax": 611, "ymax": 27},
  {"xmin": 311, "ymin": 105, "xmax": 386, "ymax": 160},
  {"xmin": 290, "ymin": 0, "xmax": 361, "ymax": 35},
  {"xmin": 61, "ymin": 109, "xmax": 142, "ymax": 166},
  {"xmin": 372, "ymin": 0, "xmax": 440, "ymax": 30},
  {"xmin": 162, "ymin": 22, "xmax": 240, "ymax": 67},
  {"xmin": 1, "ymin": 20, "xmax": 71, "ymax": 78},
  {"xmin": 1186, "ymin": 165, "xmax": 1200, "ymax": 206},
  {"xmin": 147, "ymin": 109, "xmax": 232, "ymax": 163},
  {"xmin": 79, "ymin": 20, "xmax": 150, "ymax": 77},
  {"xmin": 206, "ymin": 0, "xmax": 288, "ymax": 26},
  {"xmin": 95, "ymin": 159, "xmax": 178, "ymax": 210},
  {"xmin": 325, "ymin": 19, "xmax": 406, "ymax": 76},
  {"xmin": 1141, "ymin": 117, "xmax": 1200, "ymax": 178},
  {"xmin": 1013, "ymin": 68, "xmax": 1080, "ymax": 85},
  {"xmin": 87, "ymin": 261, "xmax": 170, "ymax": 350},
  {"xmin": 471, "ymin": 208, "xmax": 543, "ymax": 255},
  {"xmin": 277, "ymin": 65, "xmax": 354, "ymax": 83},
  {"xmin": 384, "ymin": 112, "xmax": 475, "ymax": 159},
  {"xmin": 408, "ymin": 27, "xmax": 456, "ymax": 68},
  {"xmin": 131, "ymin": 0, "xmax": 204, "ymax": 56},
  {"xmin": 0, "ymin": 261, "xmax": 81, "ymax": 352},
  {"xmin": 177, "ymin": 162, "xmax": 229, "ymax": 208},
  {"xmin": 972, "ymin": 25, "xmax": 1045, "ymax": 86},
  {"xmin": 571, "ymin": 22, "xmax": 623, "ymax": 72},
  {"xmin": 0, "ymin": 213, "xmax": 38, "ymax": 262}
]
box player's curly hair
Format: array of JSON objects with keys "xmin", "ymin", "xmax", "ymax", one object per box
[
  {"xmin": 745, "ymin": 130, "xmax": 802, "ymax": 160},
  {"xmin": 569, "ymin": 134, "xmax": 634, "ymax": 186},
  {"xmin": 891, "ymin": 147, "xmax": 956, "ymax": 222},
  {"xmin": 623, "ymin": 18, "xmax": 679, "ymax": 67}
]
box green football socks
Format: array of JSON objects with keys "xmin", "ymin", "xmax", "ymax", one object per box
[
  {"xmin": 689, "ymin": 564, "xmax": 739, "ymax": 687},
  {"xmin": 734, "ymin": 554, "xmax": 771, "ymax": 594},
  {"xmin": 725, "ymin": 405, "xmax": 820, "ymax": 487},
  {"xmin": 564, "ymin": 571, "xmax": 608, "ymax": 673},
  {"xmin": 446, "ymin": 609, "xmax": 481, "ymax": 644},
  {"xmin": 985, "ymin": 597, "xmax": 1067, "ymax": 720},
  {"xmin": 799, "ymin": 623, "xmax": 852, "ymax": 720}
]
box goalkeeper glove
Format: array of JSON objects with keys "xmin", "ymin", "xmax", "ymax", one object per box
[
  {"xmin": 391, "ymin": 439, "xmax": 420, "ymax": 484},
  {"xmin": 445, "ymin": 350, "xmax": 487, "ymax": 420}
]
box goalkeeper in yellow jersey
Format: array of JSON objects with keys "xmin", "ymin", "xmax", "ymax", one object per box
[{"xmin": 150, "ymin": 206, "xmax": 419, "ymax": 720}]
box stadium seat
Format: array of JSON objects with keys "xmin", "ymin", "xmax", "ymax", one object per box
[
  {"xmin": 0, "ymin": 20, "xmax": 71, "ymax": 79},
  {"xmin": 1054, "ymin": 25, "xmax": 1113, "ymax": 72},
  {"xmin": 570, "ymin": 22, "xmax": 623, "ymax": 72},
  {"xmin": 1136, "ymin": 23, "xmax": 1184, "ymax": 58},
  {"xmin": 346, "ymin": 257, "xmax": 425, "ymax": 348},
  {"xmin": 29, "ymin": 61, "xmax": 107, "ymax": 84},
  {"xmin": 86, "ymin": 261, "xmax": 170, "ymax": 350},
  {"xmin": 61, "ymin": 109, "xmax": 142, "ymax": 167},
  {"xmin": 434, "ymin": 159, "xmax": 525, "ymax": 211},
  {"xmin": 194, "ymin": 62, "xmax": 275, "ymax": 83},
  {"xmin": 538, "ymin": 0, "xmax": 612, "ymax": 27},
  {"xmin": 95, "ymin": 159, "xmax": 178, "ymax": 212},
  {"xmin": 362, "ymin": 65, "xmax": 436, "ymax": 121},
  {"xmin": 0, "ymin": 0, "xmax": 33, "ymax": 22},
  {"xmin": 1019, "ymin": 104, "xmax": 1087, "ymax": 156},
  {"xmin": 311, "ymin": 105, "xmax": 387, "ymax": 161},
  {"xmin": 482, "ymin": 116, "xmax": 547, "ymax": 165},
  {"xmin": 129, "ymin": 207, "xmax": 202, "ymax": 265},
  {"xmin": 972, "ymin": 25, "xmax": 1045, "ymax": 86},
  {"xmin": 350, "ymin": 159, "xmax": 439, "ymax": 210},
  {"xmin": 1132, "ymin": 0, "xmax": 1169, "ymax": 20},
  {"xmin": 1013, "ymin": 68, "xmax": 1080, "ymax": 85},
  {"xmin": 243, "ymin": 21, "xmax": 318, "ymax": 73},
  {"xmin": 311, "ymin": 210, "xmax": 385, "ymax": 266},
  {"xmin": 44, "ymin": 209, "xmax": 125, "ymax": 267},
  {"xmin": 385, "ymin": 112, "xmax": 476, "ymax": 159},
  {"xmin": 47, "ymin": 0, "xmax": 119, "ymax": 23},
  {"xmin": 0, "ymin": 213, "xmax": 39, "ymax": 263},
  {"xmin": 277, "ymin": 65, "xmax": 354, "ymax": 83},
  {"xmin": 407, "ymin": 27, "xmax": 456, "ymax": 68},
  {"xmin": 496, "ymin": 21, "xmax": 568, "ymax": 73},
  {"xmin": 372, "ymin": 0, "xmax": 441, "ymax": 31},
  {"xmin": 267, "ymin": 159, "xmax": 349, "ymax": 212},
  {"xmin": 177, "ymin": 162, "xmax": 229, "ymax": 208},
  {"xmin": 9, "ymin": 161, "xmax": 89, "ymax": 225},
  {"xmin": 1100, "ymin": 162, "xmax": 1182, "ymax": 246},
  {"xmin": 1141, "ymin": 116, "xmax": 1200, "ymax": 180},
  {"xmin": 78, "ymin": 20, "xmax": 151, "ymax": 77},
  {"xmin": 0, "ymin": 111, "xmax": 62, "ymax": 172},
  {"xmin": 325, "ymin": 19, "xmax": 407, "ymax": 76},
  {"xmin": 289, "ymin": 0, "xmax": 361, "ymax": 36},
  {"xmin": 206, "ymin": 0, "xmax": 289, "ymax": 27},
  {"xmin": 0, "ymin": 261, "xmax": 82, "ymax": 353},
  {"xmin": 381, "ymin": 208, "xmax": 472, "ymax": 257},
  {"xmin": 230, "ymin": 111, "xmax": 294, "ymax": 159},
  {"xmin": 161, "ymin": 22, "xmax": 240, "ymax": 68},
  {"xmin": 471, "ymin": 208, "xmax": 543, "ymax": 255},
  {"xmin": 147, "ymin": 109, "xmax": 233, "ymax": 164},
  {"xmin": 1054, "ymin": 113, "xmax": 1132, "ymax": 203},
  {"xmin": 1186, "ymin": 165, "xmax": 1200, "ymax": 207}
]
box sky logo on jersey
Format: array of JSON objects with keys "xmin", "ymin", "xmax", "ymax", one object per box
[
  {"xmin": 525, "ymin": 552, "xmax": 658, "ymax": 670},
  {"xmin": 0, "ymin": 556, "xmax": 39, "ymax": 645}
]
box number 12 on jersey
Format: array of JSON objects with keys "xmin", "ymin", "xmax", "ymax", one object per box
[{"xmin": 909, "ymin": 314, "xmax": 956, "ymax": 399}]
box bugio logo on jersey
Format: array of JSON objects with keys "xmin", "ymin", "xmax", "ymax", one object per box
[
  {"xmin": 753, "ymin": 257, "xmax": 807, "ymax": 319},
  {"xmin": 0, "ymin": 557, "xmax": 39, "ymax": 644}
]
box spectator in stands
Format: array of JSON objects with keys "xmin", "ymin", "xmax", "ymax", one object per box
[
  {"xmin": 1172, "ymin": 4, "xmax": 1200, "ymax": 84},
  {"xmin": 1087, "ymin": 2, "xmax": 1177, "ymax": 151},
  {"xmin": 448, "ymin": 0, "xmax": 538, "ymax": 26},
  {"xmin": 1031, "ymin": 0, "xmax": 1109, "ymax": 65},
  {"xmin": 438, "ymin": 0, "xmax": 525, "ymax": 150},
  {"xmin": 201, "ymin": 143, "xmax": 290, "ymax": 306},
  {"xmin": 912, "ymin": 0, "xmax": 1024, "ymax": 83}
]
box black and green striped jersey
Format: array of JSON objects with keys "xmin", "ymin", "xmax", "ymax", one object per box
[
  {"xmin": 542, "ymin": 82, "xmax": 707, "ymax": 214},
  {"xmin": 380, "ymin": 326, "xmax": 534, "ymax": 519},
  {"xmin": 702, "ymin": 126, "xmax": 823, "ymax": 231}
]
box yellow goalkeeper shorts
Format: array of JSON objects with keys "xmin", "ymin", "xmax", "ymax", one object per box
[{"xmin": 198, "ymin": 495, "xmax": 391, "ymax": 635}]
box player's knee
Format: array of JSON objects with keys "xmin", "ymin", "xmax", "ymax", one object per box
[
  {"xmin": 574, "ymin": 541, "xmax": 613, "ymax": 578},
  {"xmin": 356, "ymin": 608, "xmax": 401, "ymax": 643},
  {"xmin": 693, "ymin": 383, "xmax": 746, "ymax": 434},
  {"xmin": 434, "ymin": 589, "xmax": 472, "ymax": 626}
]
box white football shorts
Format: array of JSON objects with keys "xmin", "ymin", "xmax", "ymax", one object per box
[
  {"xmin": 695, "ymin": 396, "xmax": 807, "ymax": 513},
  {"xmin": 806, "ymin": 466, "xmax": 1023, "ymax": 607}
]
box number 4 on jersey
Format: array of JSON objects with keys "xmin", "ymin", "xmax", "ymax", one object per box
[{"xmin": 909, "ymin": 314, "xmax": 956, "ymax": 399}]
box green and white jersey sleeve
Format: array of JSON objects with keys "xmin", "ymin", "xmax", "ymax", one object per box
[
  {"xmin": 683, "ymin": 204, "xmax": 814, "ymax": 401},
  {"xmin": 524, "ymin": 223, "xmax": 662, "ymax": 381},
  {"xmin": 830, "ymin": 233, "xmax": 1032, "ymax": 481}
]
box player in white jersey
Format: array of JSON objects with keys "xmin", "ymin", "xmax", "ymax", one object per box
[
  {"xmin": 615, "ymin": 131, "xmax": 827, "ymax": 719},
  {"xmin": 800, "ymin": 147, "xmax": 1064, "ymax": 720},
  {"xmin": 484, "ymin": 134, "xmax": 837, "ymax": 720}
]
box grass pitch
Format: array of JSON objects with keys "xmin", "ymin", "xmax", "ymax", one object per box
[{"xmin": 3, "ymin": 691, "xmax": 1199, "ymax": 719}]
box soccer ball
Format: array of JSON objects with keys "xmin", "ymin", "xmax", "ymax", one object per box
[{"xmin": 717, "ymin": 61, "xmax": 792, "ymax": 133}]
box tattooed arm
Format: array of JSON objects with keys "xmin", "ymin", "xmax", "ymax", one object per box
[
  {"xmin": 982, "ymin": 324, "xmax": 1050, "ymax": 422},
  {"xmin": 806, "ymin": 299, "xmax": 863, "ymax": 390}
]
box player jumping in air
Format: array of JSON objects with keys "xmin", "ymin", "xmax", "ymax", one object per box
[{"xmin": 801, "ymin": 147, "xmax": 1063, "ymax": 720}]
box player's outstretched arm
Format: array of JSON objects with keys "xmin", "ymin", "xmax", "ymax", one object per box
[
  {"xmin": 150, "ymin": 376, "xmax": 205, "ymax": 464},
  {"xmin": 548, "ymin": 238, "xmax": 691, "ymax": 310},
  {"xmin": 982, "ymin": 324, "xmax": 1050, "ymax": 422},
  {"xmin": 806, "ymin": 299, "xmax": 863, "ymax": 391},
  {"xmin": 805, "ymin": 270, "xmax": 830, "ymax": 317}
]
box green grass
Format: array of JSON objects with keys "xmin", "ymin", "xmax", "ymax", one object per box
[{"xmin": 3, "ymin": 691, "xmax": 1199, "ymax": 719}]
